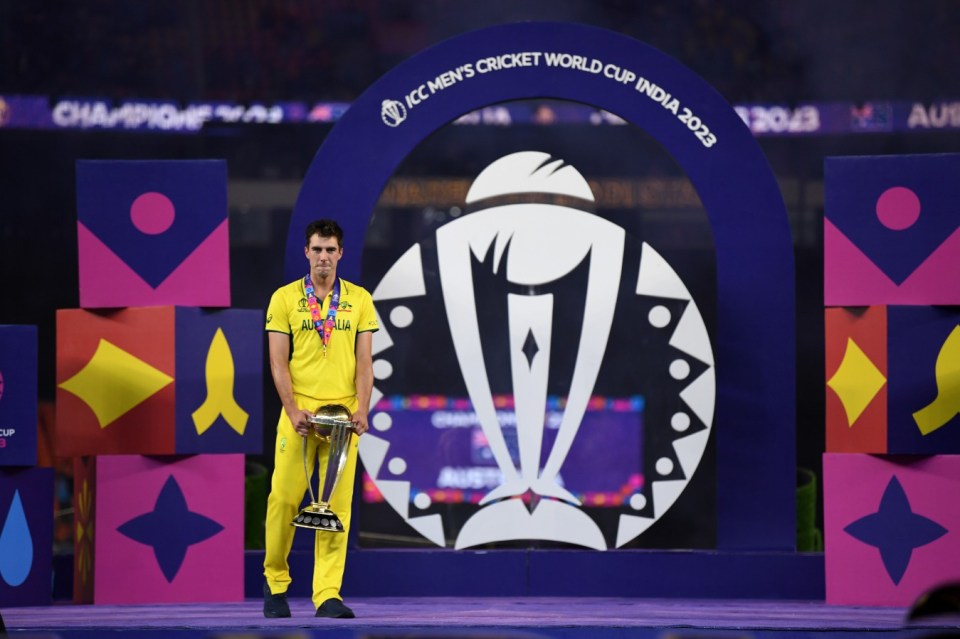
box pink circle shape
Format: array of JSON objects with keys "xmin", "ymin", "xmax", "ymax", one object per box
[
  {"xmin": 130, "ymin": 191, "xmax": 175, "ymax": 235},
  {"xmin": 875, "ymin": 186, "xmax": 921, "ymax": 231}
]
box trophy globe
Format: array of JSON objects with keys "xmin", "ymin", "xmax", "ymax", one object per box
[{"xmin": 292, "ymin": 404, "xmax": 355, "ymax": 532}]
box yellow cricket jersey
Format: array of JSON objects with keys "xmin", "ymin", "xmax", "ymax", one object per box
[{"xmin": 265, "ymin": 277, "xmax": 379, "ymax": 402}]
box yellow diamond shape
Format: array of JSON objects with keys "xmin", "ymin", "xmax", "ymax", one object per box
[
  {"xmin": 59, "ymin": 338, "xmax": 174, "ymax": 428},
  {"xmin": 827, "ymin": 337, "xmax": 887, "ymax": 427}
]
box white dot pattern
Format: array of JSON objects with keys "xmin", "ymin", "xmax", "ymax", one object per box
[
  {"xmin": 390, "ymin": 305, "xmax": 414, "ymax": 328},
  {"xmin": 373, "ymin": 359, "xmax": 393, "ymax": 380},
  {"xmin": 648, "ymin": 305, "xmax": 671, "ymax": 328},
  {"xmin": 372, "ymin": 412, "xmax": 392, "ymax": 432},
  {"xmin": 388, "ymin": 457, "xmax": 407, "ymax": 475},
  {"xmin": 671, "ymin": 412, "xmax": 690, "ymax": 432},
  {"xmin": 669, "ymin": 359, "xmax": 690, "ymax": 380},
  {"xmin": 655, "ymin": 457, "xmax": 674, "ymax": 476}
]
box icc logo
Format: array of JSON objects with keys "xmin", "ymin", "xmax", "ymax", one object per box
[
  {"xmin": 381, "ymin": 99, "xmax": 407, "ymax": 127},
  {"xmin": 360, "ymin": 151, "xmax": 716, "ymax": 549}
]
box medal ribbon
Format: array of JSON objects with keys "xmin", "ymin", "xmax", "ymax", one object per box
[{"xmin": 304, "ymin": 275, "xmax": 340, "ymax": 357}]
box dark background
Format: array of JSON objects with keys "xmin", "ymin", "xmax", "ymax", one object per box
[{"xmin": 1, "ymin": 0, "xmax": 959, "ymax": 548}]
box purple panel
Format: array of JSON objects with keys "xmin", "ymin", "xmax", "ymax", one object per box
[
  {"xmin": 94, "ymin": 454, "xmax": 244, "ymax": 604},
  {"xmin": 75, "ymin": 160, "xmax": 230, "ymax": 307},
  {"xmin": 0, "ymin": 325, "xmax": 37, "ymax": 466},
  {"xmin": 888, "ymin": 307, "xmax": 960, "ymax": 454},
  {"xmin": 329, "ymin": 548, "xmax": 824, "ymax": 599},
  {"xmin": 174, "ymin": 308, "xmax": 263, "ymax": 454},
  {"xmin": 526, "ymin": 550, "xmax": 824, "ymax": 599},
  {"xmin": 0, "ymin": 95, "xmax": 54, "ymax": 128},
  {"xmin": 340, "ymin": 549, "xmax": 529, "ymax": 598},
  {"xmin": 824, "ymin": 454, "xmax": 960, "ymax": 606},
  {"xmin": 825, "ymin": 154, "xmax": 960, "ymax": 286},
  {"xmin": 366, "ymin": 397, "xmax": 642, "ymax": 505},
  {"xmin": 0, "ymin": 467, "xmax": 53, "ymax": 606}
]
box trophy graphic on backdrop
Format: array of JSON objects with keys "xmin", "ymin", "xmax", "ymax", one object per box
[
  {"xmin": 291, "ymin": 403, "xmax": 355, "ymax": 532},
  {"xmin": 360, "ymin": 151, "xmax": 716, "ymax": 550},
  {"xmin": 437, "ymin": 152, "xmax": 625, "ymax": 550}
]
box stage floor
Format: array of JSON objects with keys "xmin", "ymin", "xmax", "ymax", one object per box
[{"xmin": 4, "ymin": 596, "xmax": 958, "ymax": 639}]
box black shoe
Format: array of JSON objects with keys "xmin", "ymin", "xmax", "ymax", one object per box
[
  {"xmin": 315, "ymin": 597, "xmax": 355, "ymax": 618},
  {"xmin": 263, "ymin": 582, "xmax": 291, "ymax": 618}
]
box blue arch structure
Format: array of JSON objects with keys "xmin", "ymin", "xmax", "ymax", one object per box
[{"xmin": 285, "ymin": 22, "xmax": 798, "ymax": 572}]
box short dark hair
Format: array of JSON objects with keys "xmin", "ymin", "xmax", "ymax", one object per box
[{"xmin": 304, "ymin": 219, "xmax": 344, "ymax": 248}]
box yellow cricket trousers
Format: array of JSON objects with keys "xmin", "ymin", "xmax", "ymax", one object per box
[{"xmin": 263, "ymin": 393, "xmax": 359, "ymax": 607}]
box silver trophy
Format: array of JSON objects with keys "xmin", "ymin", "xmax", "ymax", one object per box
[{"xmin": 291, "ymin": 404, "xmax": 355, "ymax": 532}]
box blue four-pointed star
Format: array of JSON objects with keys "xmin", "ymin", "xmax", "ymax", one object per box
[
  {"xmin": 844, "ymin": 475, "xmax": 948, "ymax": 585},
  {"xmin": 117, "ymin": 475, "xmax": 224, "ymax": 582}
]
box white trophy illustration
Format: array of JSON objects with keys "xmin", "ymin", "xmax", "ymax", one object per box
[
  {"xmin": 437, "ymin": 151, "xmax": 625, "ymax": 550},
  {"xmin": 361, "ymin": 150, "xmax": 715, "ymax": 550}
]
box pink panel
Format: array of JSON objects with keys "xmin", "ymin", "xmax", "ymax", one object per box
[
  {"xmin": 824, "ymin": 453, "xmax": 960, "ymax": 606},
  {"xmin": 93, "ymin": 454, "xmax": 243, "ymax": 604},
  {"xmin": 78, "ymin": 220, "xmax": 231, "ymax": 308},
  {"xmin": 824, "ymin": 220, "xmax": 960, "ymax": 306}
]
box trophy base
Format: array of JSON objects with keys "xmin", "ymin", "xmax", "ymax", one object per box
[{"xmin": 291, "ymin": 503, "xmax": 345, "ymax": 532}]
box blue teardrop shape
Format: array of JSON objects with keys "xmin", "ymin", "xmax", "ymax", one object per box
[{"xmin": 0, "ymin": 490, "xmax": 34, "ymax": 586}]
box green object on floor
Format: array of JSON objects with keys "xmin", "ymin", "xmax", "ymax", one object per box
[
  {"xmin": 245, "ymin": 461, "xmax": 267, "ymax": 550},
  {"xmin": 796, "ymin": 467, "xmax": 822, "ymax": 552}
]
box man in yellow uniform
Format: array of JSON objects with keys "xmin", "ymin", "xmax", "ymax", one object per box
[{"xmin": 262, "ymin": 219, "xmax": 378, "ymax": 619}]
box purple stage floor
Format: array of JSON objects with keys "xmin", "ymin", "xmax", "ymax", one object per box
[{"xmin": 4, "ymin": 597, "xmax": 959, "ymax": 639}]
